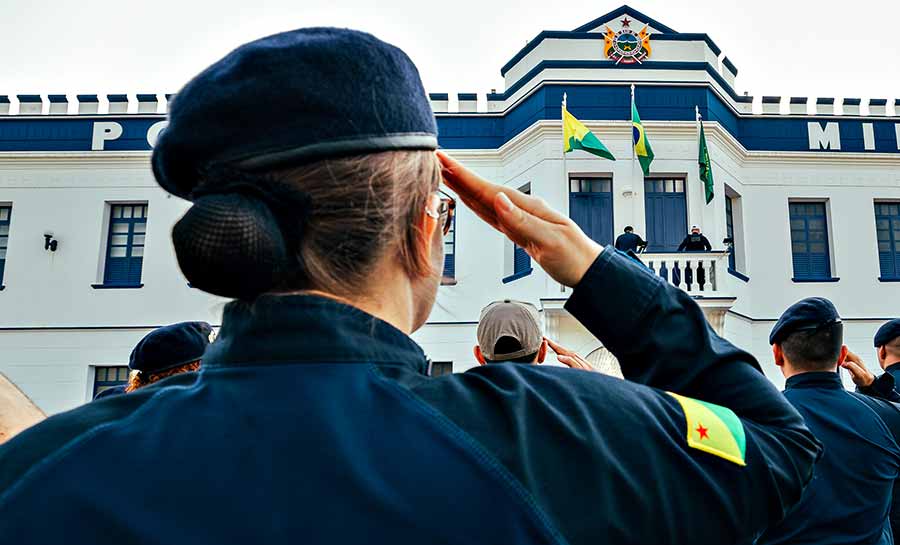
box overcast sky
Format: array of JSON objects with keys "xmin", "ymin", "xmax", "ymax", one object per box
[{"xmin": 1, "ymin": 0, "xmax": 898, "ymax": 105}]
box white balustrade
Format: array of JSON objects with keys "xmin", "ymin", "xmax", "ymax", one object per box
[{"xmin": 641, "ymin": 251, "xmax": 731, "ymax": 297}]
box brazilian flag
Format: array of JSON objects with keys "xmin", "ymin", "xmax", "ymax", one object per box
[
  {"xmin": 632, "ymin": 102, "xmax": 654, "ymax": 176},
  {"xmin": 668, "ymin": 392, "xmax": 746, "ymax": 466},
  {"xmin": 563, "ymin": 105, "xmax": 615, "ymax": 160}
]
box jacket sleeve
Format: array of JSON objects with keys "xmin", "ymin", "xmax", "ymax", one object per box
[
  {"xmin": 857, "ymin": 373, "xmax": 900, "ymax": 403},
  {"xmin": 676, "ymin": 236, "xmax": 688, "ymax": 251},
  {"xmin": 702, "ymin": 235, "xmax": 712, "ymax": 251},
  {"xmin": 561, "ymin": 247, "xmax": 821, "ymax": 540}
]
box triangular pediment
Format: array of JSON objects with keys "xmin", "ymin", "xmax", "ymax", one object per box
[{"xmin": 572, "ymin": 5, "xmax": 677, "ymax": 34}]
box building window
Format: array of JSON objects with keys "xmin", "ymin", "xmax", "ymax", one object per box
[
  {"xmin": 512, "ymin": 184, "xmax": 532, "ymax": 279},
  {"xmin": 431, "ymin": 361, "xmax": 453, "ymax": 377},
  {"xmin": 0, "ymin": 205, "xmax": 10, "ymax": 286},
  {"xmin": 103, "ymin": 203, "xmax": 147, "ymax": 287},
  {"xmin": 789, "ymin": 202, "xmax": 832, "ymax": 281},
  {"xmin": 442, "ymin": 211, "xmax": 455, "ymax": 283},
  {"xmin": 725, "ymin": 195, "xmax": 736, "ymax": 270},
  {"xmin": 570, "ymin": 177, "xmax": 614, "ymax": 246},
  {"xmin": 93, "ymin": 366, "xmax": 129, "ymax": 398},
  {"xmin": 644, "ymin": 178, "xmax": 687, "ymax": 252},
  {"xmin": 875, "ymin": 202, "xmax": 900, "ymax": 280}
]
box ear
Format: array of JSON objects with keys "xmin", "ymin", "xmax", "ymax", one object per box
[
  {"xmin": 837, "ymin": 345, "xmax": 849, "ymax": 365},
  {"xmin": 773, "ymin": 344, "xmax": 785, "ymax": 367},
  {"xmin": 536, "ymin": 339, "xmax": 548, "ymax": 363},
  {"xmin": 417, "ymin": 194, "xmax": 442, "ymax": 266},
  {"xmin": 474, "ymin": 345, "xmax": 486, "ymax": 365},
  {"xmin": 878, "ymin": 346, "xmax": 888, "ymax": 367}
]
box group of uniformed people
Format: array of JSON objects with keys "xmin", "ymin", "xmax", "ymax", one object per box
[{"xmin": 0, "ymin": 26, "xmax": 898, "ymax": 545}]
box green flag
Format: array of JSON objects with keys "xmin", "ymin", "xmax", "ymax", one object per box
[
  {"xmin": 631, "ymin": 100, "xmax": 654, "ymax": 176},
  {"xmin": 697, "ymin": 117, "xmax": 714, "ymax": 204}
]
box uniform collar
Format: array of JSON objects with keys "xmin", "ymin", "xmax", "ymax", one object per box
[
  {"xmin": 784, "ymin": 371, "xmax": 843, "ymax": 390},
  {"xmin": 885, "ymin": 362, "xmax": 900, "ymax": 375},
  {"xmin": 202, "ymin": 293, "xmax": 429, "ymax": 374}
]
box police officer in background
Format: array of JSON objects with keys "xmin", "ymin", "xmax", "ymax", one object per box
[
  {"xmin": 124, "ymin": 321, "xmax": 212, "ymax": 392},
  {"xmin": 614, "ymin": 225, "xmax": 647, "ymax": 253},
  {"xmin": 875, "ymin": 319, "xmax": 900, "ymax": 382},
  {"xmin": 758, "ymin": 298, "xmax": 900, "ymax": 545},
  {"xmin": 677, "ymin": 225, "xmax": 712, "ymax": 252},
  {"xmin": 0, "ymin": 28, "xmax": 821, "ymax": 545}
]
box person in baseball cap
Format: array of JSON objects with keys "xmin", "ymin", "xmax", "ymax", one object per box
[
  {"xmin": 124, "ymin": 321, "xmax": 214, "ymax": 392},
  {"xmin": 474, "ymin": 300, "xmax": 547, "ymax": 364}
]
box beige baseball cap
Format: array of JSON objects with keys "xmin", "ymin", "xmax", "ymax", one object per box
[{"xmin": 477, "ymin": 300, "xmax": 542, "ymax": 361}]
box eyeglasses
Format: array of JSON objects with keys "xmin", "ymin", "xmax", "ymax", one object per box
[{"xmin": 426, "ymin": 190, "xmax": 456, "ymax": 236}]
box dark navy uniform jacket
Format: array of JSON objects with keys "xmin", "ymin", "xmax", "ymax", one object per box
[
  {"xmin": 614, "ymin": 232, "xmax": 646, "ymax": 253},
  {"xmin": 0, "ymin": 248, "xmax": 821, "ymax": 544},
  {"xmin": 677, "ymin": 233, "xmax": 712, "ymax": 252},
  {"xmin": 758, "ymin": 372, "xmax": 900, "ymax": 545}
]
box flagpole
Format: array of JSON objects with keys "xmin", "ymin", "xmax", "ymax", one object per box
[
  {"xmin": 562, "ymin": 92, "xmax": 568, "ymax": 194},
  {"xmin": 630, "ymin": 84, "xmax": 637, "ymax": 237},
  {"xmin": 561, "ymin": 92, "xmax": 568, "ymax": 294}
]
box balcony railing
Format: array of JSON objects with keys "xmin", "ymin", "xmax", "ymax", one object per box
[{"xmin": 641, "ymin": 251, "xmax": 731, "ymax": 297}]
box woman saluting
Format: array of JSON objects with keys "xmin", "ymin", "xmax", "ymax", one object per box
[{"xmin": 0, "ymin": 28, "xmax": 819, "ymax": 545}]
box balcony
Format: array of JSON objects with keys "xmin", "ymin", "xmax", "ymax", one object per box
[{"xmin": 540, "ymin": 251, "xmax": 736, "ymax": 338}]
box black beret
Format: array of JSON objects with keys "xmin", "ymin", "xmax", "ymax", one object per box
[
  {"xmin": 874, "ymin": 319, "xmax": 900, "ymax": 347},
  {"xmin": 152, "ymin": 27, "xmax": 438, "ymax": 199},
  {"xmin": 129, "ymin": 322, "xmax": 213, "ymax": 374},
  {"xmin": 769, "ymin": 297, "xmax": 841, "ymax": 345}
]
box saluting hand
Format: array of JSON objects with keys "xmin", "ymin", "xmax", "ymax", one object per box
[
  {"xmin": 841, "ymin": 351, "xmax": 875, "ymax": 388},
  {"xmin": 545, "ymin": 338, "xmax": 594, "ymax": 371},
  {"xmin": 438, "ymin": 152, "xmax": 602, "ymax": 287}
]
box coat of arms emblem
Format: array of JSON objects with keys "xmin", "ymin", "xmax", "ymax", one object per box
[{"xmin": 604, "ymin": 17, "xmax": 651, "ymax": 64}]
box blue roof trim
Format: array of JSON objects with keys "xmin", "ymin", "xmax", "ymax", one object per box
[
  {"xmin": 135, "ymin": 94, "xmax": 158, "ymax": 101},
  {"xmin": 721, "ymin": 56, "xmax": 738, "ymax": 76},
  {"xmin": 500, "ymin": 59, "xmax": 744, "ymax": 102},
  {"xmin": 76, "ymin": 94, "xmax": 99, "ymax": 102},
  {"xmin": 869, "ymin": 99, "xmax": 887, "ymax": 106},
  {"xmin": 499, "ymin": 30, "xmax": 722, "ymax": 77},
  {"xmin": 0, "ymin": 96, "xmax": 9, "ymax": 104},
  {"xmin": 428, "ymin": 93, "xmax": 449, "ymax": 100},
  {"xmin": 47, "ymin": 95, "xmax": 67, "ymax": 102},
  {"xmin": 816, "ymin": 97, "xmax": 834, "ymax": 104},
  {"xmin": 761, "ymin": 96, "xmax": 780, "ymax": 103},
  {"xmin": 107, "ymin": 94, "xmax": 128, "ymax": 102},
  {"xmin": 843, "ymin": 98, "xmax": 861, "ymax": 105},
  {"xmin": 165, "ymin": 94, "xmax": 175, "ymax": 99},
  {"xmin": 17, "ymin": 95, "xmax": 41, "ymax": 103},
  {"xmin": 457, "ymin": 93, "xmax": 478, "ymax": 100},
  {"xmin": 571, "ymin": 5, "xmax": 678, "ymax": 34},
  {"xmin": 894, "ymin": 98, "xmax": 900, "ymax": 105},
  {"xmin": 790, "ymin": 97, "xmax": 807, "ymax": 104}
]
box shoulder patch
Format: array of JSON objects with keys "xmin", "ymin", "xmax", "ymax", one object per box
[{"xmin": 667, "ymin": 392, "xmax": 746, "ymax": 466}]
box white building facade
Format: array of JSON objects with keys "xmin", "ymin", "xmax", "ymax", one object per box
[{"xmin": 1, "ymin": 6, "xmax": 899, "ymax": 414}]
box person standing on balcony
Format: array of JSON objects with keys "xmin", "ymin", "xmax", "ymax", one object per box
[
  {"xmin": 614, "ymin": 225, "xmax": 647, "ymax": 253},
  {"xmin": 759, "ymin": 298, "xmax": 900, "ymax": 545},
  {"xmin": 677, "ymin": 225, "xmax": 712, "ymax": 252}
]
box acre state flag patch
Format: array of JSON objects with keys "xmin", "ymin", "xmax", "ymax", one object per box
[{"xmin": 668, "ymin": 392, "xmax": 746, "ymax": 466}]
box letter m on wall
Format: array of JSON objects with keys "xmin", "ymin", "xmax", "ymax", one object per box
[{"xmin": 808, "ymin": 122, "xmax": 841, "ymax": 150}]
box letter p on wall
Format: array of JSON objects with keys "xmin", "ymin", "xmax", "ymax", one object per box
[
  {"xmin": 91, "ymin": 122, "xmax": 123, "ymax": 151},
  {"xmin": 808, "ymin": 122, "xmax": 840, "ymax": 150}
]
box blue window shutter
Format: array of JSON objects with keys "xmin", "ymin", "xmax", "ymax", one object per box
[
  {"xmin": 644, "ymin": 178, "xmax": 687, "ymax": 252},
  {"xmin": 0, "ymin": 205, "xmax": 10, "ymax": 285},
  {"xmin": 104, "ymin": 204, "xmax": 147, "ymax": 286},
  {"xmin": 875, "ymin": 203, "xmax": 900, "ymax": 279},
  {"xmin": 442, "ymin": 212, "xmax": 455, "ymax": 280},
  {"xmin": 569, "ymin": 178, "xmax": 613, "ymax": 246},
  {"xmin": 789, "ymin": 202, "xmax": 831, "ymax": 280},
  {"xmin": 513, "ymin": 244, "xmax": 530, "ymax": 274}
]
